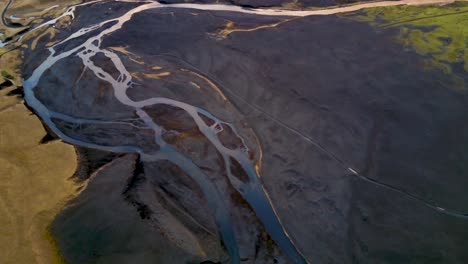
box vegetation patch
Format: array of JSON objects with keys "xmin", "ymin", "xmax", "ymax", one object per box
[
  {"xmin": 1, "ymin": 70, "xmax": 15, "ymax": 80},
  {"xmin": 346, "ymin": 2, "xmax": 468, "ymax": 88}
]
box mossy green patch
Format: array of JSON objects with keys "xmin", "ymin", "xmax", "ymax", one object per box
[
  {"xmin": 1, "ymin": 70, "xmax": 15, "ymax": 80},
  {"xmin": 345, "ymin": 1, "xmax": 468, "ymax": 88}
]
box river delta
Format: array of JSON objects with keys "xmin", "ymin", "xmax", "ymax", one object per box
[{"xmin": 1, "ymin": 0, "xmax": 468, "ymax": 263}]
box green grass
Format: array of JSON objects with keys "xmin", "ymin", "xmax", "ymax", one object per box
[
  {"xmin": 1, "ymin": 70, "xmax": 15, "ymax": 80},
  {"xmin": 346, "ymin": 2, "xmax": 468, "ymax": 80}
]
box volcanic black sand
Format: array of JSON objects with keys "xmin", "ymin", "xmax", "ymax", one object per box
[
  {"xmin": 1, "ymin": 0, "xmax": 468, "ymax": 264},
  {"xmin": 157, "ymin": 0, "xmax": 380, "ymax": 8}
]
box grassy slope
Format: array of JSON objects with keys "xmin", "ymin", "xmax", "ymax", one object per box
[{"xmin": 0, "ymin": 47, "xmax": 79, "ymax": 264}]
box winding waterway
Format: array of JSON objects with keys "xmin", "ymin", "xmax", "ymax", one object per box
[
  {"xmin": 21, "ymin": 2, "xmax": 309, "ymax": 263},
  {"xmin": 1, "ymin": 0, "xmax": 467, "ymax": 263}
]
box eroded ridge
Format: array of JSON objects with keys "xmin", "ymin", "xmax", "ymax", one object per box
[{"xmin": 22, "ymin": 2, "xmax": 307, "ymax": 263}]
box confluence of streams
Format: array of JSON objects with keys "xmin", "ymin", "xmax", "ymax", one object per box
[
  {"xmin": 10, "ymin": 0, "xmax": 468, "ymax": 263},
  {"xmin": 23, "ymin": 1, "xmax": 306, "ymax": 263}
]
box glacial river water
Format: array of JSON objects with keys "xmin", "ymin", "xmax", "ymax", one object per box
[
  {"xmin": 21, "ymin": 2, "xmax": 309, "ymax": 263},
  {"xmin": 2, "ymin": 0, "xmax": 467, "ymax": 263}
]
